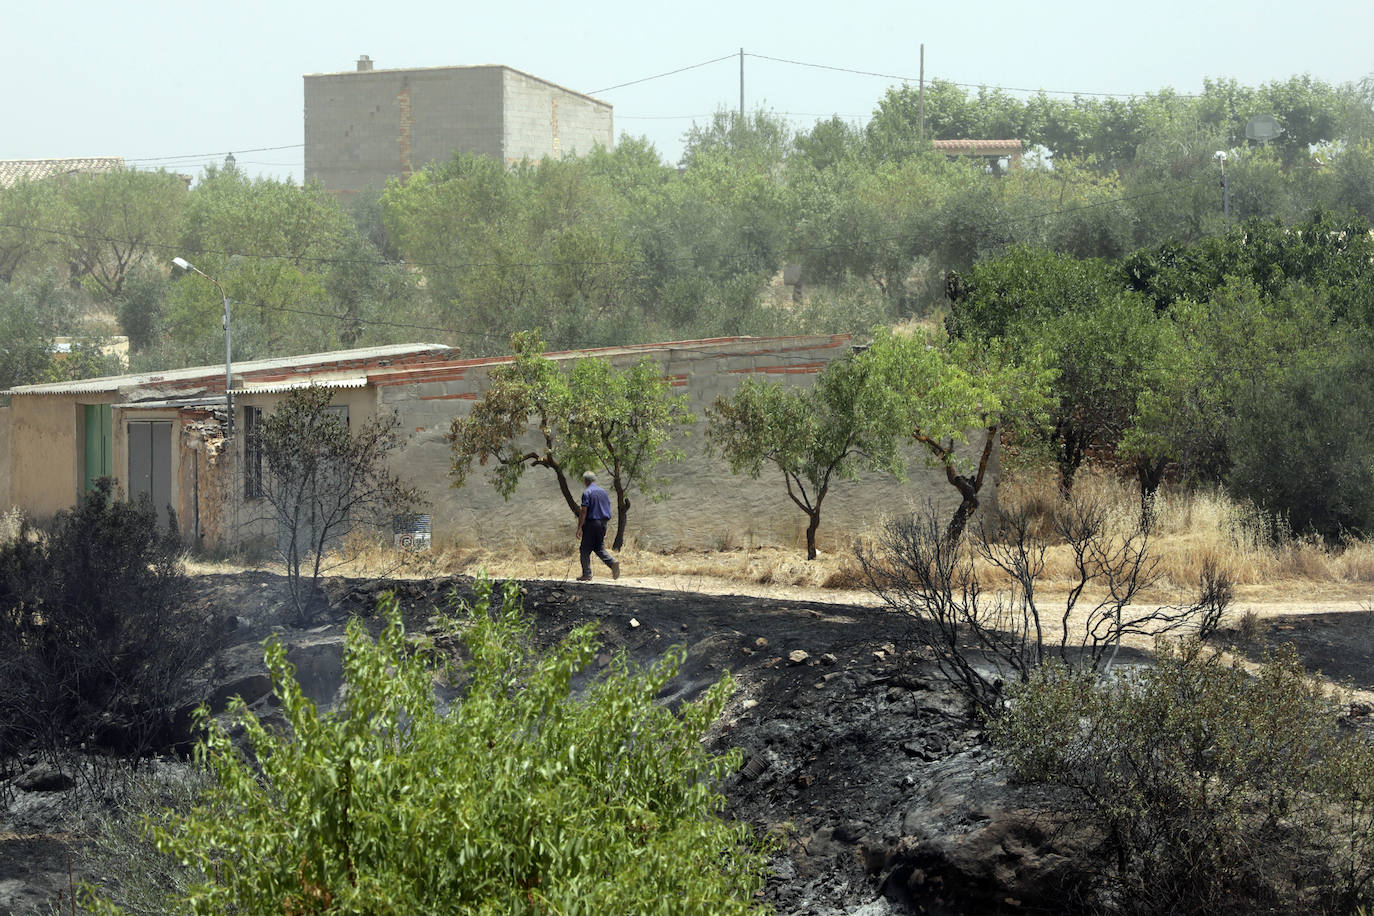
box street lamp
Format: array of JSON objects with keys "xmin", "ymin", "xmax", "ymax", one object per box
[
  {"xmin": 1214, "ymin": 151, "xmax": 1230, "ymax": 225},
  {"xmin": 172, "ymin": 257, "xmax": 234, "ymax": 438}
]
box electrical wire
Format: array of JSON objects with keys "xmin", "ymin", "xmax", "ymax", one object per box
[{"xmin": 589, "ymin": 53, "xmax": 738, "ymax": 95}]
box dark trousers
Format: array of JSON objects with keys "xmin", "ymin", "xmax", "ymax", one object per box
[{"xmin": 580, "ymin": 518, "xmax": 615, "ymax": 576}]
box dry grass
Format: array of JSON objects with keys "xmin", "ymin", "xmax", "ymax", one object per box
[
  {"xmin": 184, "ymin": 471, "xmax": 1374, "ymax": 606},
  {"xmin": 997, "ymin": 469, "xmax": 1374, "ymax": 601}
]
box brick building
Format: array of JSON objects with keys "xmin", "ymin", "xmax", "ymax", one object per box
[{"xmin": 303, "ymin": 57, "xmax": 613, "ymax": 198}]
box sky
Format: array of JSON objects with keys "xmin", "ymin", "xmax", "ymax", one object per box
[{"xmin": 5, "ymin": 0, "xmax": 1373, "ymax": 183}]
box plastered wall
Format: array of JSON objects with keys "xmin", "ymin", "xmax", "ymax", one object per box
[{"xmin": 381, "ymin": 338, "xmax": 995, "ymax": 556}]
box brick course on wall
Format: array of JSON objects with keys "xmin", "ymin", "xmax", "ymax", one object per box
[{"xmin": 381, "ymin": 336, "xmax": 992, "ymax": 555}]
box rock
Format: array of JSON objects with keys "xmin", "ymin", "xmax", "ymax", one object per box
[
  {"xmin": 820, "ymin": 652, "xmax": 838, "ymax": 666},
  {"xmin": 206, "ymin": 673, "xmax": 273, "ymax": 712},
  {"xmin": 13, "ymin": 762, "xmax": 73, "ymax": 793},
  {"xmin": 788, "ymin": 650, "xmax": 811, "ymax": 665},
  {"xmin": 629, "ymin": 618, "xmax": 641, "ymax": 628},
  {"xmin": 755, "ymin": 637, "xmax": 769, "ymax": 648}
]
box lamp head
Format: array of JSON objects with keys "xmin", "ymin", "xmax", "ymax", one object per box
[{"xmin": 172, "ymin": 257, "xmax": 192, "ymax": 271}]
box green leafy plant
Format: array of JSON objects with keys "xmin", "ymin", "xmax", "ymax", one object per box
[
  {"xmin": 92, "ymin": 575, "xmax": 769, "ymax": 915},
  {"xmin": 990, "ymin": 640, "xmax": 1374, "ymax": 914}
]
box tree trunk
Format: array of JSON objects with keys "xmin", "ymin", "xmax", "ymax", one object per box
[
  {"xmin": 805, "ymin": 511, "xmax": 820, "ymax": 561},
  {"xmin": 612, "ymin": 487, "xmax": 630, "ymax": 551},
  {"xmin": 939, "ymin": 427, "xmax": 996, "ymax": 544},
  {"xmin": 945, "ymin": 476, "xmax": 979, "ymax": 544},
  {"xmin": 1054, "ymin": 421, "xmax": 1088, "ymax": 497},
  {"xmin": 1135, "ymin": 456, "xmax": 1168, "ymax": 532}
]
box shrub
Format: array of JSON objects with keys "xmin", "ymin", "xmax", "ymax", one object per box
[
  {"xmin": 92, "ymin": 575, "xmax": 770, "ymax": 914},
  {"xmin": 989, "ymin": 641, "xmax": 1374, "ymax": 914},
  {"xmin": 1227, "ymin": 337, "xmax": 1374, "ymax": 540},
  {"xmin": 858, "ymin": 498, "xmax": 1230, "ymax": 715},
  {"xmin": 0, "ymin": 479, "xmax": 218, "ymax": 767}
]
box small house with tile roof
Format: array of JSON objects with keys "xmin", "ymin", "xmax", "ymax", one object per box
[{"xmin": 0, "ymin": 157, "xmax": 126, "ymax": 188}]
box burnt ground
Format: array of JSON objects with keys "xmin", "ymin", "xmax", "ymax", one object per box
[{"xmin": 2, "ymin": 572, "xmax": 1370, "ymax": 914}]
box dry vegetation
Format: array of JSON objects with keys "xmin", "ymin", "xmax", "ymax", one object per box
[{"xmin": 182, "ymin": 468, "xmax": 1374, "ymax": 608}]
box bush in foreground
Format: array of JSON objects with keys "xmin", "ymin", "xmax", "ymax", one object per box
[
  {"xmin": 0, "ymin": 478, "xmax": 216, "ymax": 768},
  {"xmin": 89, "ymin": 576, "xmax": 769, "ymax": 915},
  {"xmin": 990, "ymin": 641, "xmax": 1374, "ymax": 914}
]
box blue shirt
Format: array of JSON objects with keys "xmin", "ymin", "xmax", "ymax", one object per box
[{"xmin": 581, "ymin": 483, "xmax": 612, "ymax": 521}]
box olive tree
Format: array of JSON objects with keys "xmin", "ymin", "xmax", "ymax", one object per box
[
  {"xmin": 706, "ymin": 351, "xmax": 906, "ymax": 559},
  {"xmin": 449, "ymin": 332, "xmax": 692, "ymax": 548},
  {"xmin": 862, "ymin": 328, "xmax": 1056, "ymax": 542}
]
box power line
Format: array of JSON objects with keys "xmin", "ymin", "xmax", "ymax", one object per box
[
  {"xmin": 589, "ymin": 53, "xmax": 737, "ymax": 95},
  {"xmin": 124, "ymin": 144, "xmax": 304, "ymax": 165},
  {"xmin": 745, "ymin": 51, "xmax": 1201, "ymax": 100}
]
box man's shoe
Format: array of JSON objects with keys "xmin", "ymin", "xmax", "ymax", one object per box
[
  {"xmin": 611, "ymin": 560, "xmax": 621, "ymax": 580},
  {"xmin": 576, "ymin": 574, "xmax": 592, "ymax": 582}
]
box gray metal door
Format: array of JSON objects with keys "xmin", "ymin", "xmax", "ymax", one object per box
[{"xmin": 128, "ymin": 420, "xmax": 173, "ymax": 528}]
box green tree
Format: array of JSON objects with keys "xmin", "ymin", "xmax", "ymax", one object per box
[
  {"xmin": 565, "ymin": 356, "xmax": 694, "ymax": 549},
  {"xmin": 0, "ymin": 177, "xmax": 66, "ymax": 282},
  {"xmin": 948, "ymin": 247, "xmax": 1166, "ymax": 493},
  {"xmin": 864, "ymin": 329, "xmax": 1055, "ymax": 541},
  {"xmin": 99, "ymin": 577, "xmax": 769, "ymax": 915},
  {"xmin": 61, "ymin": 168, "xmax": 187, "ymax": 299},
  {"xmin": 448, "ymin": 331, "xmax": 588, "ymax": 519},
  {"xmin": 1226, "ymin": 332, "xmax": 1374, "ymax": 538},
  {"xmin": 449, "ymin": 333, "xmax": 694, "ymax": 548},
  {"xmin": 706, "ymin": 352, "xmax": 906, "ymax": 559},
  {"xmin": 171, "ymin": 165, "xmax": 351, "ymax": 360}
]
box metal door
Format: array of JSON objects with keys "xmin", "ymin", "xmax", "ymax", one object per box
[{"xmin": 127, "ymin": 420, "xmax": 173, "ymax": 528}]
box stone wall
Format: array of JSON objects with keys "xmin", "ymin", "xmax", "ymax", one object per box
[{"xmin": 380, "ymin": 337, "xmax": 993, "ymax": 556}]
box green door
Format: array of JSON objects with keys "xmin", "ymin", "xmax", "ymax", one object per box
[{"xmin": 83, "ymin": 404, "xmax": 112, "ymax": 492}]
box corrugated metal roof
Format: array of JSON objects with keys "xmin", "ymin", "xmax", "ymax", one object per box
[
  {"xmin": 4, "ymin": 343, "xmax": 453, "ymax": 397},
  {"xmin": 237, "ymin": 375, "xmax": 369, "ymax": 395}
]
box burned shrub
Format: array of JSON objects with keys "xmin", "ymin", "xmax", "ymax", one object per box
[
  {"xmin": 858, "ymin": 496, "xmax": 1231, "ymax": 715},
  {"xmin": 0, "ymin": 479, "xmax": 221, "ymax": 770}
]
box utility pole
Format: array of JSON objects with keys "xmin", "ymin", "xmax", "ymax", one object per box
[
  {"xmin": 918, "ymin": 44, "xmax": 926, "ymax": 141},
  {"xmin": 739, "ymin": 47, "xmax": 745, "ymax": 125},
  {"xmin": 1216, "ymin": 150, "xmax": 1230, "ymax": 224}
]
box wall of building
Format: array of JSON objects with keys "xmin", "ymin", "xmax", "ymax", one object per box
[
  {"xmin": 501, "ymin": 69, "xmax": 613, "ymax": 163},
  {"xmin": 379, "ymin": 337, "xmax": 993, "ymax": 556},
  {"xmin": 304, "ymin": 64, "xmax": 612, "ymax": 197},
  {"xmin": 7, "ymin": 395, "xmax": 84, "ymax": 520},
  {"xmin": 0, "ymin": 406, "xmax": 9, "ymax": 510}
]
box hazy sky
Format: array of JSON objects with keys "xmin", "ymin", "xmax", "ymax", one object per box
[{"xmin": 5, "ymin": 0, "xmax": 1372, "ymax": 183}]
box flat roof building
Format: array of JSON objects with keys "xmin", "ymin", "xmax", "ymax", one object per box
[{"xmin": 304, "ymin": 57, "xmax": 613, "ymax": 198}]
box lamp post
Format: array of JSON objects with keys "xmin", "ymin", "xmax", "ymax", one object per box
[
  {"xmin": 172, "ymin": 257, "xmax": 234, "ymax": 438},
  {"xmin": 1215, "ymin": 151, "xmax": 1230, "ymax": 225}
]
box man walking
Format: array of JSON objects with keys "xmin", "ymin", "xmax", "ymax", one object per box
[{"xmin": 576, "ymin": 470, "xmax": 620, "ymax": 581}]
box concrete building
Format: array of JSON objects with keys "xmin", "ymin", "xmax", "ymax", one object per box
[
  {"xmin": 0, "ymin": 336, "xmax": 991, "ymax": 557},
  {"xmin": 304, "ymin": 57, "xmax": 614, "ymax": 198}
]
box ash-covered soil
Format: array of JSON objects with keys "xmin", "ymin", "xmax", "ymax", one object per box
[{"xmin": 3, "ymin": 572, "xmax": 1369, "ymax": 914}]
